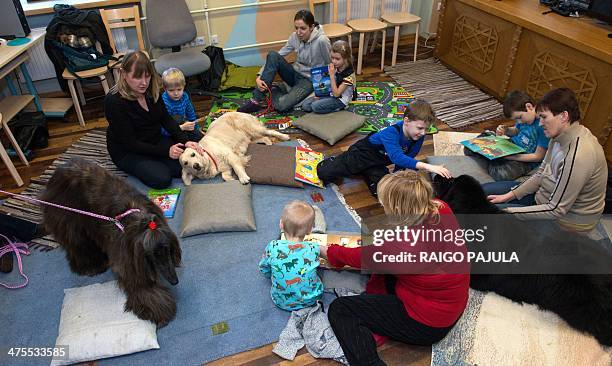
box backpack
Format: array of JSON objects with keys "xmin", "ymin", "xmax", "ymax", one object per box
[
  {"xmin": 7, "ymin": 112, "xmax": 49, "ymax": 151},
  {"xmin": 199, "ymin": 46, "xmax": 226, "ymax": 92},
  {"xmin": 51, "ymin": 40, "xmax": 111, "ymax": 75}
]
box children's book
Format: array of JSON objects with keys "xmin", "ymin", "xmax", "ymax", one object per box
[
  {"xmin": 460, "ymin": 135, "xmax": 526, "ymax": 160},
  {"xmin": 310, "ymin": 66, "xmax": 332, "ymax": 98},
  {"xmin": 148, "ymin": 188, "xmax": 181, "ymax": 218},
  {"xmin": 280, "ymin": 231, "xmax": 362, "ymax": 269},
  {"xmin": 295, "ymin": 147, "xmax": 324, "ymax": 188}
]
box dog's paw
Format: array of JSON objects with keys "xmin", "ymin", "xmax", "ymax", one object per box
[
  {"xmin": 239, "ymin": 175, "xmax": 251, "ymax": 184},
  {"xmin": 279, "ymin": 133, "xmax": 290, "ymax": 141},
  {"xmin": 221, "ymin": 171, "xmax": 235, "ymax": 181}
]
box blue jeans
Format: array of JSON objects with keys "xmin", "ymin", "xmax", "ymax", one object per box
[
  {"xmin": 481, "ymin": 180, "xmax": 536, "ymax": 209},
  {"xmin": 301, "ymin": 96, "xmax": 346, "ymax": 114},
  {"xmin": 253, "ymin": 51, "xmax": 313, "ymax": 112}
]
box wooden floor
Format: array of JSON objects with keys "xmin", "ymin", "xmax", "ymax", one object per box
[{"xmin": 0, "ymin": 37, "xmax": 502, "ymax": 365}]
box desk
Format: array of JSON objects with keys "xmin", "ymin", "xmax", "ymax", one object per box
[
  {"xmin": 0, "ymin": 29, "xmax": 73, "ymax": 119},
  {"xmin": 435, "ymin": 0, "xmax": 612, "ymax": 161},
  {"xmin": 20, "ymin": 0, "xmax": 140, "ymax": 16}
]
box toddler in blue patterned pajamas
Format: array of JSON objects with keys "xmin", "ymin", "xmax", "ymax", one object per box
[{"xmin": 259, "ymin": 200, "xmax": 323, "ymax": 311}]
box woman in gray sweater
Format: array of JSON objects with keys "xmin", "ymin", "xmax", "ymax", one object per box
[{"xmin": 238, "ymin": 10, "xmax": 331, "ymax": 113}]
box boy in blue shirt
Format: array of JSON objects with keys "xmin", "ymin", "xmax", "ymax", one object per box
[
  {"xmin": 467, "ymin": 90, "xmax": 549, "ymax": 181},
  {"xmin": 161, "ymin": 68, "xmax": 203, "ymax": 141},
  {"xmin": 259, "ymin": 200, "xmax": 323, "ymax": 311},
  {"xmin": 317, "ymin": 99, "xmax": 451, "ymax": 196}
]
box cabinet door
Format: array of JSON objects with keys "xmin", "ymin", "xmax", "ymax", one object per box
[
  {"xmin": 508, "ymin": 31, "xmax": 612, "ymax": 160},
  {"xmin": 436, "ymin": 0, "xmax": 520, "ymax": 98}
]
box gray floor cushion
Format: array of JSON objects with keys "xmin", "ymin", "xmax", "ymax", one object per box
[
  {"xmin": 180, "ymin": 181, "xmax": 256, "ymax": 237},
  {"xmin": 426, "ymin": 155, "xmax": 495, "ymax": 184},
  {"xmin": 293, "ymin": 110, "xmax": 366, "ymax": 145}
]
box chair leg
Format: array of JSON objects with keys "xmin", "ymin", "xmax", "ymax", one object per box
[
  {"xmin": 370, "ymin": 31, "xmax": 378, "ymax": 54},
  {"xmin": 380, "ymin": 29, "xmax": 386, "ymax": 71},
  {"xmin": 414, "ymin": 22, "xmax": 420, "ymax": 62},
  {"xmin": 100, "ymin": 75, "xmax": 110, "ymax": 94},
  {"xmin": 347, "ymin": 34, "xmax": 353, "ymax": 55},
  {"xmin": 392, "ymin": 26, "xmax": 400, "ymax": 67},
  {"xmin": 357, "ymin": 33, "xmax": 365, "ymax": 75},
  {"xmin": 67, "ymin": 79, "xmax": 85, "ymax": 127},
  {"xmin": 75, "ymin": 79, "xmax": 86, "ymax": 106},
  {"xmin": 113, "ymin": 68, "xmax": 120, "ymax": 85},
  {"xmin": 0, "ymin": 139, "xmax": 23, "ymax": 187},
  {"xmin": 2, "ymin": 120, "xmax": 28, "ymax": 166},
  {"xmin": 363, "ymin": 33, "xmax": 370, "ymax": 55}
]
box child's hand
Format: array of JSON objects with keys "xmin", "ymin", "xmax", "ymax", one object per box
[
  {"xmin": 429, "ymin": 164, "xmax": 452, "ymax": 179},
  {"xmin": 181, "ymin": 121, "xmax": 196, "ymax": 131},
  {"xmin": 256, "ymin": 76, "xmax": 268, "ymax": 92},
  {"xmin": 318, "ymin": 244, "xmax": 328, "ymax": 259},
  {"xmin": 328, "ymin": 63, "xmax": 335, "ymax": 76},
  {"xmin": 496, "ymin": 125, "xmax": 506, "ymax": 136}
]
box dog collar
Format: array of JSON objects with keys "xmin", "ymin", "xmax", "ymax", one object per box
[{"xmin": 200, "ymin": 147, "xmax": 219, "ymax": 173}]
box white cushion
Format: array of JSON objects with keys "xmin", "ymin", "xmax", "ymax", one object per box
[{"xmin": 50, "ymin": 281, "xmax": 159, "ymax": 366}]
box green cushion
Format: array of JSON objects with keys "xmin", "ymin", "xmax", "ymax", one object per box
[
  {"xmin": 293, "ymin": 110, "xmax": 366, "ymax": 145},
  {"xmin": 180, "ymin": 181, "xmax": 256, "ymax": 237}
]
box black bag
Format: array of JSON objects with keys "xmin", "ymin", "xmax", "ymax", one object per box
[
  {"xmin": 7, "ymin": 112, "xmax": 49, "ymax": 151},
  {"xmin": 51, "ymin": 40, "xmax": 110, "ymax": 75},
  {"xmin": 199, "ymin": 46, "xmax": 226, "ymax": 92}
]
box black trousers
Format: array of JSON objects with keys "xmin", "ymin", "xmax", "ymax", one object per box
[
  {"xmin": 328, "ymin": 292, "xmax": 454, "ymax": 366},
  {"xmin": 116, "ymin": 153, "xmax": 182, "ymax": 189},
  {"xmin": 317, "ymin": 137, "xmax": 391, "ymax": 195}
]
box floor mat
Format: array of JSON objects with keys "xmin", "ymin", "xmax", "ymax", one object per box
[
  {"xmin": 0, "ymin": 138, "xmax": 361, "ymax": 365},
  {"xmin": 385, "ymin": 58, "xmax": 503, "ymax": 129},
  {"xmin": 204, "ymin": 83, "xmax": 438, "ymax": 135}
]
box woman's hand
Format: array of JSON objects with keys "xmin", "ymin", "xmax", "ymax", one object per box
[
  {"xmin": 488, "ymin": 191, "xmax": 516, "ymax": 204},
  {"xmin": 256, "ymin": 76, "xmax": 268, "ymax": 92},
  {"xmin": 319, "ymin": 244, "xmax": 328, "ymax": 260},
  {"xmin": 169, "ymin": 143, "xmax": 184, "ymax": 159},
  {"xmin": 185, "ymin": 141, "xmax": 205, "ymax": 155}
]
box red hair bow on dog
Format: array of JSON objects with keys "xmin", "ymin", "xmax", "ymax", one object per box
[{"xmin": 148, "ymin": 221, "xmax": 157, "ymax": 230}]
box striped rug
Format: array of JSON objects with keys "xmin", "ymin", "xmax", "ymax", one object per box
[
  {"xmin": 0, "ymin": 129, "xmax": 124, "ymax": 250},
  {"xmin": 385, "ymin": 58, "xmax": 503, "ymax": 129}
]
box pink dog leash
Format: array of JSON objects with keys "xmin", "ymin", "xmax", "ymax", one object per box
[
  {"xmin": 0, "ymin": 189, "xmax": 140, "ymax": 232},
  {"xmin": 0, "ymin": 234, "xmax": 30, "ymax": 289}
]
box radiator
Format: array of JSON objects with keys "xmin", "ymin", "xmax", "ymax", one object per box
[{"xmin": 23, "ymin": 28, "xmax": 55, "ymax": 81}]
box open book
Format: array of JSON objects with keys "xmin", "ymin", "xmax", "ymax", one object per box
[
  {"xmin": 148, "ymin": 188, "xmax": 181, "ymax": 218},
  {"xmin": 461, "ymin": 135, "xmax": 526, "ymax": 160},
  {"xmin": 281, "ymin": 231, "xmax": 362, "ymax": 269},
  {"xmin": 295, "ymin": 147, "xmax": 325, "ymax": 188}
]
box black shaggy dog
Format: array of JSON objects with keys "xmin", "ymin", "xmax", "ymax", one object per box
[
  {"xmin": 433, "ymin": 174, "xmax": 612, "ymax": 346},
  {"xmin": 41, "ymin": 158, "xmax": 182, "ymax": 327}
]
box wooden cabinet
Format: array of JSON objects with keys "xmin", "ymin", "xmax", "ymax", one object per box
[{"xmin": 436, "ymin": 0, "xmax": 612, "ymax": 162}]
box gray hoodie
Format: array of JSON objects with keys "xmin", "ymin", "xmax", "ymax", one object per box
[{"xmin": 261, "ymin": 25, "xmax": 331, "ymax": 79}]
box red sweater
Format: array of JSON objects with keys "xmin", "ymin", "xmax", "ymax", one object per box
[{"xmin": 327, "ymin": 201, "xmax": 470, "ymax": 328}]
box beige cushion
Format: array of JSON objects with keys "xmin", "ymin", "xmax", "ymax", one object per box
[
  {"xmin": 245, "ymin": 144, "xmax": 303, "ymax": 188},
  {"xmin": 381, "ymin": 12, "xmax": 421, "ymax": 25},
  {"xmin": 180, "ymin": 181, "xmax": 256, "ymax": 237},
  {"xmin": 347, "ymin": 18, "xmax": 387, "ymax": 32},
  {"xmin": 293, "ymin": 111, "xmax": 366, "ymax": 146}
]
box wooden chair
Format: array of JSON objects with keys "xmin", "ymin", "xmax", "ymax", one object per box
[
  {"xmin": 0, "ymin": 113, "xmax": 28, "ymax": 187},
  {"xmin": 380, "ymin": 0, "xmax": 421, "ymax": 65},
  {"xmin": 308, "ymin": 0, "xmax": 352, "ymax": 46},
  {"xmin": 100, "ymin": 5, "xmax": 148, "ymax": 81},
  {"xmin": 62, "ymin": 66, "xmax": 110, "ymax": 127},
  {"xmin": 346, "ymin": 0, "xmax": 387, "ymax": 75}
]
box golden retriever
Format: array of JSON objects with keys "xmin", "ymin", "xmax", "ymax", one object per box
[{"xmin": 179, "ymin": 112, "xmax": 290, "ymax": 185}]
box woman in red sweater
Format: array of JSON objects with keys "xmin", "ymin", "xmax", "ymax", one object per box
[{"xmin": 320, "ymin": 170, "xmax": 470, "ymax": 366}]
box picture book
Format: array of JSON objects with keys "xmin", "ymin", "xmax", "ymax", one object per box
[
  {"xmin": 295, "ymin": 147, "xmax": 324, "ymax": 188},
  {"xmin": 310, "ymin": 66, "xmax": 332, "ymax": 98},
  {"xmin": 460, "ymin": 135, "xmax": 526, "ymax": 160},
  {"xmin": 148, "ymin": 188, "xmax": 181, "ymax": 218},
  {"xmin": 280, "ymin": 231, "xmax": 362, "ymax": 269}
]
